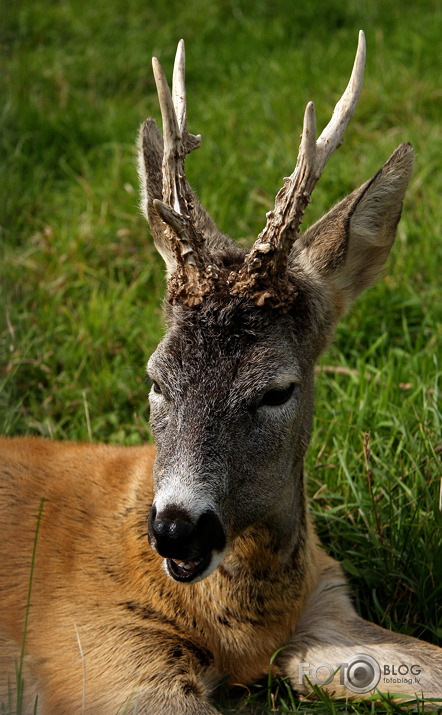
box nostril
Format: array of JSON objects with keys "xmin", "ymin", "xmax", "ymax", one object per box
[
  {"xmin": 196, "ymin": 511, "xmax": 226, "ymax": 553},
  {"xmin": 152, "ymin": 519, "xmax": 195, "ymax": 541},
  {"xmin": 152, "ymin": 519, "xmax": 168, "ymax": 537}
]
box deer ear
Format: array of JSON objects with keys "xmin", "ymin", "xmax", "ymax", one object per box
[
  {"xmin": 137, "ymin": 118, "xmax": 177, "ymax": 275},
  {"xmin": 290, "ymin": 143, "xmax": 414, "ymax": 317},
  {"xmin": 138, "ymin": 118, "xmax": 243, "ymax": 277}
]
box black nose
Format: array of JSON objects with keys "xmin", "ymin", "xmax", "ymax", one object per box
[
  {"xmin": 148, "ymin": 505, "xmax": 226, "ymax": 560},
  {"xmin": 152, "ymin": 518, "xmax": 194, "ymax": 541},
  {"xmin": 151, "ymin": 515, "xmax": 196, "ymax": 558}
]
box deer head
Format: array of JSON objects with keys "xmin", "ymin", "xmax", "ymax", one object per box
[{"xmin": 139, "ymin": 34, "xmax": 414, "ymax": 584}]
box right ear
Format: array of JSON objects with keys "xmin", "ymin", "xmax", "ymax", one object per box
[
  {"xmin": 290, "ymin": 143, "xmax": 414, "ymax": 319},
  {"xmin": 138, "ymin": 118, "xmax": 242, "ymax": 276}
]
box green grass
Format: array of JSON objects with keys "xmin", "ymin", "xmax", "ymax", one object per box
[{"xmin": 1, "ymin": 0, "xmax": 441, "ymax": 712}]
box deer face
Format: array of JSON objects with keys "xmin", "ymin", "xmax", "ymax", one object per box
[
  {"xmin": 139, "ymin": 37, "xmax": 413, "ymax": 583},
  {"xmin": 147, "ymin": 298, "xmax": 321, "ymax": 582}
]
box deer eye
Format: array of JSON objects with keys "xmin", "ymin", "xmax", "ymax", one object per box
[
  {"xmin": 151, "ymin": 381, "xmax": 162, "ymax": 395},
  {"xmin": 258, "ymin": 383, "xmax": 296, "ymax": 408}
]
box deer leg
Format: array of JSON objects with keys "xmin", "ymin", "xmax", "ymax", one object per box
[
  {"xmin": 123, "ymin": 680, "xmax": 222, "ymax": 715},
  {"xmin": 116, "ymin": 653, "xmax": 222, "ymax": 715},
  {"xmin": 1, "ymin": 628, "xmax": 221, "ymax": 715},
  {"xmin": 41, "ymin": 678, "xmax": 221, "ymax": 715},
  {"xmin": 279, "ymin": 559, "xmax": 442, "ymax": 703}
]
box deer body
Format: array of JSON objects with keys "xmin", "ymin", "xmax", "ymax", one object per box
[{"xmin": 1, "ymin": 35, "xmax": 441, "ymax": 714}]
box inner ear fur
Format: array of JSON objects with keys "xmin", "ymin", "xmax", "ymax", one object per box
[{"xmin": 290, "ymin": 143, "xmax": 414, "ymax": 317}]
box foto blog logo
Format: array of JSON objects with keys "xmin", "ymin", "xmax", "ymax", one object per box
[{"xmin": 299, "ymin": 654, "xmax": 423, "ymax": 694}]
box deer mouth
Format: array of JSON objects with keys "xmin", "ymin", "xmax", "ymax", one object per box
[{"xmin": 167, "ymin": 553, "xmax": 212, "ymax": 583}]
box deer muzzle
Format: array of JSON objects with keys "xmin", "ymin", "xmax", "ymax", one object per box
[{"xmin": 148, "ymin": 504, "xmax": 226, "ymax": 583}]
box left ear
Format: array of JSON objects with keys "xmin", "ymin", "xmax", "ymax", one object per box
[
  {"xmin": 137, "ymin": 118, "xmax": 178, "ymax": 275},
  {"xmin": 290, "ymin": 143, "xmax": 414, "ymax": 318},
  {"xmin": 138, "ymin": 118, "xmax": 244, "ymax": 278}
]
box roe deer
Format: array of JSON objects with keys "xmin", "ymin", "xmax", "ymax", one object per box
[{"xmin": 1, "ymin": 32, "xmax": 441, "ymax": 715}]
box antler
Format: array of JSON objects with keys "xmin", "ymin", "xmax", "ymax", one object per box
[
  {"xmin": 230, "ymin": 30, "xmax": 366, "ymax": 307},
  {"xmin": 152, "ymin": 40, "xmax": 218, "ymax": 305},
  {"xmin": 151, "ymin": 33, "xmax": 366, "ymax": 310}
]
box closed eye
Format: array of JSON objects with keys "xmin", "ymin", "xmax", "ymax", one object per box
[{"xmin": 258, "ymin": 382, "xmax": 297, "ymax": 408}]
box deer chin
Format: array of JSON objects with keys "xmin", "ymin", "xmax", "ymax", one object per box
[{"xmin": 165, "ymin": 549, "xmax": 226, "ymax": 584}]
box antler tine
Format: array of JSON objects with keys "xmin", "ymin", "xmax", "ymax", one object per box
[
  {"xmin": 316, "ymin": 30, "xmax": 366, "ymax": 169},
  {"xmin": 232, "ymin": 32, "xmax": 366, "ymax": 308},
  {"xmin": 172, "ymin": 39, "xmax": 187, "ymax": 136},
  {"xmin": 152, "ymin": 57, "xmax": 176, "ymax": 149},
  {"xmin": 299, "ymin": 100, "xmax": 317, "ymax": 179},
  {"xmin": 152, "ymin": 41, "xmax": 202, "ymax": 211}
]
